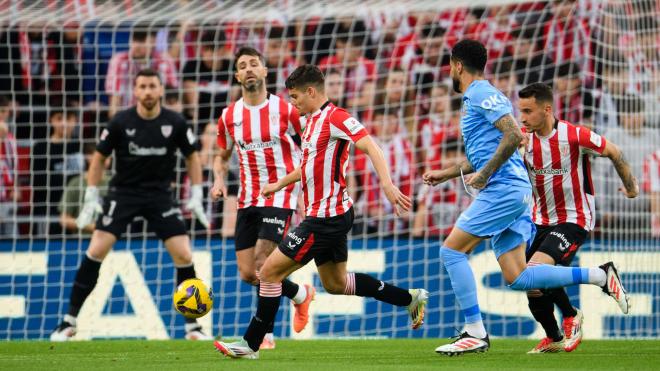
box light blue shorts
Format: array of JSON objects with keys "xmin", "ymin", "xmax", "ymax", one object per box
[{"xmin": 455, "ymin": 183, "xmax": 535, "ymax": 258}]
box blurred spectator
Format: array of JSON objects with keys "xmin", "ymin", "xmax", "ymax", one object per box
[
  {"xmin": 630, "ymin": 16, "xmax": 660, "ymax": 127},
  {"xmin": 319, "ymin": 21, "xmax": 376, "ymax": 112},
  {"xmin": 31, "ymin": 108, "xmax": 84, "ymax": 235},
  {"xmin": 17, "ymin": 24, "xmax": 59, "ymax": 107},
  {"xmin": 594, "ymin": 59, "xmax": 627, "ymax": 132},
  {"xmin": 155, "ymin": 20, "xmax": 193, "ymax": 69},
  {"xmin": 353, "ymin": 107, "xmax": 414, "ymax": 235},
  {"xmin": 413, "ymin": 137, "xmax": 469, "ymax": 237},
  {"xmin": 58, "ymin": 143, "xmax": 110, "ymax": 234},
  {"xmin": 105, "ymin": 27, "xmax": 179, "ymax": 118},
  {"xmin": 643, "ymin": 149, "xmax": 660, "ymax": 237},
  {"xmin": 0, "ymin": 96, "xmax": 18, "ymax": 236},
  {"xmin": 542, "ymin": 0, "xmax": 592, "ymax": 74},
  {"xmin": 182, "ymin": 31, "xmax": 234, "ymax": 128},
  {"xmin": 324, "ymin": 68, "xmax": 345, "ymax": 106},
  {"xmin": 553, "ymin": 61, "xmax": 593, "ymax": 126},
  {"xmin": 367, "ymin": 67, "xmax": 409, "ymax": 123},
  {"xmin": 264, "ymin": 26, "xmax": 297, "ymax": 95},
  {"xmin": 408, "ymin": 23, "xmax": 451, "ymax": 88},
  {"xmin": 57, "ymin": 21, "xmax": 82, "ymax": 107},
  {"xmin": 600, "ymin": 94, "xmax": 658, "ymax": 237},
  {"xmin": 0, "ymin": 26, "xmax": 20, "ymax": 98},
  {"xmin": 491, "ymin": 59, "xmax": 518, "ymax": 104},
  {"xmin": 417, "ymin": 83, "xmax": 457, "ymax": 167},
  {"xmin": 164, "ymin": 86, "xmax": 184, "ymax": 114},
  {"xmin": 511, "ymin": 27, "xmax": 553, "ymax": 85}
]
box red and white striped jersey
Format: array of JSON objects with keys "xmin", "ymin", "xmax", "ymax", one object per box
[
  {"xmin": 522, "ymin": 120, "xmax": 607, "ymax": 231},
  {"xmin": 217, "ymin": 94, "xmax": 302, "ymax": 210},
  {"xmin": 300, "ymin": 102, "xmax": 368, "ymax": 218}
]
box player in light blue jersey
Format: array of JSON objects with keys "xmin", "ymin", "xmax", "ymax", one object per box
[{"xmin": 424, "ymin": 39, "xmax": 630, "ymax": 356}]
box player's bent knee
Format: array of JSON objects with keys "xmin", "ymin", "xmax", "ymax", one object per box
[
  {"xmin": 527, "ymin": 289, "xmax": 543, "ymax": 298},
  {"xmin": 238, "ymin": 267, "xmax": 258, "ymax": 285},
  {"xmin": 321, "ymin": 281, "xmax": 345, "ymax": 295}
]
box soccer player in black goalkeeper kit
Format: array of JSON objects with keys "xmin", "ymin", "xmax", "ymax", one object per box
[{"xmin": 50, "ymin": 68, "xmax": 212, "ymax": 341}]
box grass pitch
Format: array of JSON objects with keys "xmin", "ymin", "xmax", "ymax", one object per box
[{"xmin": 2, "ymin": 339, "xmax": 659, "ymax": 370}]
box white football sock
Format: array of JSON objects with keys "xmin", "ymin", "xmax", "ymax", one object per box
[
  {"xmin": 264, "ymin": 333, "xmax": 274, "ymax": 342},
  {"xmin": 292, "ymin": 285, "xmax": 307, "ymax": 304},
  {"xmin": 63, "ymin": 314, "xmax": 77, "ymax": 326},
  {"xmin": 589, "ymin": 267, "xmax": 607, "ymax": 287},
  {"xmin": 464, "ymin": 320, "xmax": 487, "ymax": 339}
]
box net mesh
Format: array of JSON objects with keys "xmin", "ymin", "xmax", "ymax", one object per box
[{"xmin": 0, "ymin": 0, "xmax": 658, "ymax": 340}]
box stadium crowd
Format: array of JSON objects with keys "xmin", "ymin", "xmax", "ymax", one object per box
[{"xmin": 0, "ymin": 0, "xmax": 658, "ymax": 239}]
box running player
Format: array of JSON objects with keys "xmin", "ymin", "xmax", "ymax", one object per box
[
  {"xmin": 518, "ymin": 83, "xmax": 638, "ymax": 353},
  {"xmin": 423, "ymin": 39, "xmax": 630, "ymax": 356},
  {"xmin": 214, "ymin": 64, "xmax": 429, "ymax": 359},
  {"xmin": 210, "ymin": 47, "xmax": 313, "ymax": 349}
]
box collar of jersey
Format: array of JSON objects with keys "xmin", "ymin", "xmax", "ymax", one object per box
[
  {"xmin": 311, "ymin": 100, "xmax": 331, "ymax": 118},
  {"xmin": 242, "ymin": 93, "xmax": 270, "ymax": 110},
  {"xmin": 534, "ymin": 119, "xmax": 559, "ymax": 140}
]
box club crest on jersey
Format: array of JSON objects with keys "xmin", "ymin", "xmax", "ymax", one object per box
[
  {"xmin": 161, "ymin": 125, "xmax": 173, "ymax": 138},
  {"xmin": 560, "ymin": 144, "xmax": 570, "ymax": 157}
]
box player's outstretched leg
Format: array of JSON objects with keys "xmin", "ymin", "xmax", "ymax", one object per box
[
  {"xmin": 330, "ymin": 269, "xmax": 428, "ymax": 330},
  {"xmin": 508, "ymin": 261, "xmax": 630, "ymax": 314}
]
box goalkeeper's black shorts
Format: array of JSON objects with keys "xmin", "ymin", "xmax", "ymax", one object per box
[{"xmin": 95, "ymin": 188, "xmax": 187, "ymax": 241}]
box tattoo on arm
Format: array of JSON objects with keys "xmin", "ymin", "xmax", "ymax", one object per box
[
  {"xmin": 611, "ymin": 150, "xmax": 637, "ymax": 192},
  {"xmin": 479, "ymin": 114, "xmax": 524, "ymax": 178}
]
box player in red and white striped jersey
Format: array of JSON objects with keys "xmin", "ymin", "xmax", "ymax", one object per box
[
  {"xmin": 210, "ymin": 47, "xmax": 312, "ymax": 350},
  {"xmin": 518, "ymin": 83, "xmax": 638, "ymax": 354},
  {"xmin": 215, "ymin": 65, "xmax": 428, "ymax": 359}
]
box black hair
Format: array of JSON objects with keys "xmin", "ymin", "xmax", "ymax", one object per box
[
  {"xmin": 201, "ymin": 30, "xmax": 226, "ymax": 50},
  {"xmin": 451, "ymin": 39, "xmax": 488, "ymax": 73},
  {"xmin": 556, "ymin": 61, "xmax": 580, "ymax": 78},
  {"xmin": 336, "ymin": 20, "xmax": 367, "ymax": 46},
  {"xmin": 234, "ymin": 46, "xmax": 265, "ymax": 70},
  {"xmin": 493, "ymin": 59, "xmax": 513, "ymax": 76},
  {"xmin": 518, "ymin": 82, "xmax": 554, "ymax": 104},
  {"xmin": 131, "ymin": 23, "xmax": 156, "ymax": 41},
  {"xmin": 420, "ymin": 22, "xmax": 447, "ymax": 39},
  {"xmin": 135, "ymin": 68, "xmax": 162, "ymax": 84},
  {"xmin": 267, "ymin": 26, "xmax": 286, "ymax": 40},
  {"xmin": 285, "ymin": 64, "xmax": 325, "ymax": 91},
  {"xmin": 372, "ymin": 105, "xmax": 398, "ymax": 118}
]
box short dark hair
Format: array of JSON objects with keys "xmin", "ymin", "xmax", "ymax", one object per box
[
  {"xmin": 372, "ymin": 105, "xmax": 398, "ymax": 118},
  {"xmin": 451, "ymin": 39, "xmax": 488, "ymax": 73},
  {"xmin": 325, "ymin": 68, "xmax": 341, "ymax": 77},
  {"xmin": 420, "ymin": 22, "xmax": 446, "ymax": 39},
  {"xmin": 135, "ymin": 68, "xmax": 162, "ymax": 84},
  {"xmin": 201, "ymin": 30, "xmax": 226, "ymax": 50},
  {"xmin": 267, "ymin": 26, "xmax": 286, "ymax": 40},
  {"xmin": 234, "ymin": 46, "xmax": 265, "ymax": 70},
  {"xmin": 131, "ymin": 23, "xmax": 156, "ymax": 41},
  {"xmin": 285, "ymin": 64, "xmax": 325, "ymax": 91},
  {"xmin": 493, "ymin": 59, "xmax": 513, "ymax": 77},
  {"xmin": 557, "ymin": 62, "xmax": 580, "ymax": 78},
  {"xmin": 518, "ymin": 83, "xmax": 554, "ymax": 104},
  {"xmin": 336, "ymin": 20, "xmax": 367, "ymax": 46},
  {"xmin": 616, "ymin": 94, "xmax": 645, "ymax": 113}
]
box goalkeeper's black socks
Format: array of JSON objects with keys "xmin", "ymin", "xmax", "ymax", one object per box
[
  {"xmin": 345, "ymin": 272, "xmax": 412, "ymax": 307},
  {"xmin": 545, "ymin": 288, "xmax": 578, "ymax": 318},
  {"xmin": 528, "ymin": 291, "xmax": 563, "ymax": 341},
  {"xmin": 68, "ymin": 254, "xmax": 102, "ymax": 317},
  {"xmin": 244, "ymin": 282, "xmax": 282, "ymax": 351}
]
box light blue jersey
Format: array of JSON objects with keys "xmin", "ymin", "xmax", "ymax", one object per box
[
  {"xmin": 461, "ymin": 79, "xmax": 530, "ymax": 188},
  {"xmin": 456, "ymin": 79, "xmax": 534, "ymax": 256}
]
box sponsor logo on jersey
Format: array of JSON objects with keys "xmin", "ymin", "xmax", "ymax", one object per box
[
  {"xmin": 125, "ymin": 128, "xmax": 136, "ymax": 137},
  {"xmin": 161, "ymin": 208, "xmax": 181, "ymax": 218},
  {"xmin": 590, "ymin": 131, "xmax": 602, "ymax": 147},
  {"xmin": 480, "ymin": 93, "xmax": 508, "ymax": 110},
  {"xmin": 100, "ymin": 129, "xmax": 109, "ymax": 141},
  {"xmin": 549, "ymin": 230, "xmax": 570, "ymax": 251},
  {"xmin": 287, "ymin": 231, "xmax": 303, "ymax": 246},
  {"xmin": 161, "ymin": 125, "xmax": 173, "ymax": 138},
  {"xmin": 102, "ymin": 216, "xmax": 113, "ymax": 226},
  {"xmin": 277, "ymin": 227, "xmax": 284, "ymax": 235},
  {"xmin": 263, "ymin": 217, "xmax": 286, "ymax": 227},
  {"xmin": 128, "ymin": 142, "xmax": 167, "ymax": 156},
  {"xmin": 237, "ymin": 140, "xmax": 277, "ymax": 151},
  {"xmin": 531, "ymin": 167, "xmax": 569, "ymax": 175}
]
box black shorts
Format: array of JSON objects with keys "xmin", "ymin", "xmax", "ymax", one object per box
[
  {"xmin": 96, "ymin": 190, "xmax": 187, "ymax": 241},
  {"xmin": 278, "ymin": 208, "xmax": 354, "ymax": 267},
  {"xmin": 526, "ymin": 223, "xmax": 588, "ymax": 266},
  {"xmin": 234, "ymin": 206, "xmax": 294, "ymax": 251}
]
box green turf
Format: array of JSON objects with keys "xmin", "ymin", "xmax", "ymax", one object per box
[{"xmin": 1, "ymin": 339, "xmax": 659, "ymax": 370}]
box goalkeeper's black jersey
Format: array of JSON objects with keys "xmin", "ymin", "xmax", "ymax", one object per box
[{"xmin": 96, "ymin": 107, "xmax": 197, "ymax": 193}]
